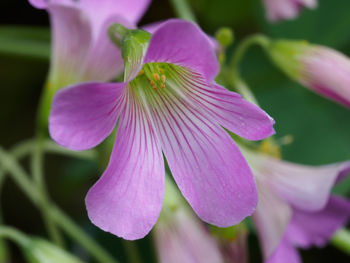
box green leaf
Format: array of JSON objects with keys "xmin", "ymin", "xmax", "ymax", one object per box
[{"xmin": 0, "ymin": 26, "xmax": 50, "ymax": 60}]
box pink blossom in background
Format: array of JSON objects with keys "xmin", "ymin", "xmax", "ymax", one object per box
[
  {"xmin": 154, "ymin": 207, "xmax": 224, "ymax": 263},
  {"xmin": 299, "ymin": 46, "xmax": 350, "ymax": 108},
  {"xmin": 242, "ymin": 148, "xmax": 350, "ymax": 262},
  {"xmin": 28, "ymin": 0, "xmax": 151, "ymax": 88},
  {"xmin": 263, "ymin": 0, "xmax": 317, "ymax": 22},
  {"xmin": 49, "ymin": 19, "xmax": 275, "ymax": 240},
  {"xmin": 267, "ymin": 40, "xmax": 350, "ymax": 108},
  {"xmin": 267, "ymin": 197, "xmax": 350, "ymax": 263}
]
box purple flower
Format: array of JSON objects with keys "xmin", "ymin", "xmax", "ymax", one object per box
[
  {"xmin": 29, "ymin": 0, "xmax": 150, "ymax": 89},
  {"xmin": 49, "ymin": 19, "xmax": 275, "ymax": 240},
  {"xmin": 267, "ymin": 40, "xmax": 350, "ymax": 108},
  {"xmin": 263, "ymin": 0, "xmax": 318, "ymax": 22},
  {"xmin": 242, "ymin": 148, "xmax": 350, "ymax": 262},
  {"xmin": 267, "ymin": 197, "xmax": 350, "ymax": 263},
  {"xmin": 212, "ymin": 225, "xmax": 249, "ymax": 263},
  {"xmin": 154, "ymin": 205, "xmax": 224, "ymax": 263}
]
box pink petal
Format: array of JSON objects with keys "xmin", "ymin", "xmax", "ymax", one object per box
[
  {"xmin": 183, "ymin": 81, "xmax": 275, "ymax": 140},
  {"xmin": 145, "ymin": 70, "xmax": 258, "ymax": 227},
  {"xmin": 154, "ymin": 208, "xmax": 224, "ymax": 263},
  {"xmin": 263, "ymin": 0, "xmax": 318, "ymax": 22},
  {"xmin": 286, "ymin": 196, "xmax": 350, "ymax": 248},
  {"xmin": 144, "ymin": 19, "xmax": 219, "ymax": 82},
  {"xmin": 85, "ymin": 90, "xmax": 164, "ymax": 240},
  {"xmin": 47, "ymin": 4, "xmax": 92, "ymax": 87},
  {"xmin": 245, "ymin": 150, "xmax": 350, "ymax": 211},
  {"xmin": 29, "ymin": 0, "xmax": 150, "ymax": 27},
  {"xmin": 28, "ymin": 0, "xmax": 47, "ymax": 9},
  {"xmin": 30, "ymin": 1, "xmax": 150, "ymax": 86},
  {"xmin": 49, "ymin": 82, "xmax": 126, "ymax": 151},
  {"xmin": 143, "ymin": 20, "xmax": 220, "ymax": 53},
  {"xmin": 81, "ymin": 14, "xmax": 127, "ymax": 82},
  {"xmin": 301, "ymin": 46, "xmax": 350, "ymax": 108},
  {"xmin": 253, "ymin": 178, "xmax": 292, "ymax": 259},
  {"xmin": 266, "ymin": 236, "xmax": 301, "ymax": 263}
]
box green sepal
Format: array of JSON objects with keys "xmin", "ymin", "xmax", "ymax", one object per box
[
  {"xmin": 109, "ymin": 24, "xmax": 151, "ymax": 82},
  {"xmin": 265, "ymin": 39, "xmax": 311, "ymax": 80}
]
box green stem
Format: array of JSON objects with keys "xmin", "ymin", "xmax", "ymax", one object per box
[
  {"xmin": 224, "ymin": 35, "xmax": 269, "ymax": 106},
  {"xmin": 31, "ymin": 137, "xmax": 64, "ymax": 248},
  {"xmin": 231, "ymin": 34, "xmax": 270, "ymax": 71},
  {"xmin": 169, "ymin": 0, "xmax": 197, "ymax": 23},
  {"xmin": 49, "ymin": 206, "xmax": 119, "ymax": 263},
  {"xmin": 331, "ymin": 229, "xmax": 350, "ymax": 255},
  {"xmin": 0, "ymin": 226, "xmax": 31, "ymax": 248},
  {"xmin": 122, "ymin": 241, "xmax": 142, "ymax": 263},
  {"xmin": 0, "ymin": 147, "xmax": 119, "ymax": 263}
]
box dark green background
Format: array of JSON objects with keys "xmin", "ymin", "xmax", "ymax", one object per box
[{"xmin": 0, "ymin": 0, "xmax": 349, "ymax": 262}]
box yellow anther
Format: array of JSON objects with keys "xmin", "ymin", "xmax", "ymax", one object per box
[
  {"xmin": 161, "ymin": 75, "xmax": 166, "ymax": 83},
  {"xmin": 160, "ymin": 83, "xmax": 165, "ymax": 89},
  {"xmin": 138, "ymin": 69, "xmax": 144, "ymax": 76},
  {"xmin": 159, "ymin": 68, "xmax": 164, "ymax": 74},
  {"xmin": 153, "ymin": 73, "xmax": 160, "ymax": 81},
  {"xmin": 150, "ymin": 80, "xmax": 155, "ymax": 86},
  {"xmin": 260, "ymin": 140, "xmax": 281, "ymax": 159}
]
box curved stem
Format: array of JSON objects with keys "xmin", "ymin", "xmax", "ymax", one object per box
[
  {"xmin": 332, "ymin": 229, "xmax": 350, "ymax": 255},
  {"xmin": 0, "ymin": 226, "xmax": 30, "ymax": 248},
  {"xmin": 0, "ymin": 147, "xmax": 119, "ymax": 263},
  {"xmin": 31, "ymin": 136, "xmax": 64, "ymax": 247},
  {"xmin": 231, "ymin": 34, "xmax": 270, "ymax": 71},
  {"xmin": 122, "ymin": 241, "xmax": 142, "ymax": 263},
  {"xmin": 169, "ymin": 0, "xmax": 197, "ymax": 23}
]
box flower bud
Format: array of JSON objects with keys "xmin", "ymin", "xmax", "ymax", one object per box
[
  {"xmin": 154, "ymin": 178, "xmax": 224, "ymax": 263},
  {"xmin": 263, "ymin": 0, "xmax": 318, "ymax": 22},
  {"xmin": 210, "ymin": 224, "xmax": 249, "ymax": 263},
  {"xmin": 266, "ymin": 40, "xmax": 350, "ymax": 108},
  {"xmin": 215, "ymin": 27, "xmax": 234, "ymax": 48}
]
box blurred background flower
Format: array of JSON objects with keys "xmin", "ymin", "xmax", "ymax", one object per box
[{"xmin": 1, "ymin": 0, "xmax": 350, "ymax": 262}]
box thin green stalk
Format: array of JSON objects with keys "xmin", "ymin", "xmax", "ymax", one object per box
[
  {"xmin": 223, "ymin": 34, "xmax": 270, "ymax": 106},
  {"xmin": 49, "ymin": 206, "xmax": 119, "ymax": 263},
  {"xmin": 31, "ymin": 137, "xmax": 64, "ymax": 247},
  {"xmin": 122, "ymin": 240, "xmax": 142, "ymax": 263},
  {"xmin": 231, "ymin": 34, "xmax": 270, "ymax": 71},
  {"xmin": 0, "ymin": 226, "xmax": 31, "ymax": 248},
  {"xmin": 169, "ymin": 0, "xmax": 197, "ymax": 23},
  {"xmin": 332, "ymin": 229, "xmax": 350, "ymax": 255},
  {"xmin": 0, "ymin": 147, "xmax": 119, "ymax": 263}
]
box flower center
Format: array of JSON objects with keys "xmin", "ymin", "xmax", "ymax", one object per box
[{"xmin": 136, "ymin": 63, "xmax": 169, "ymax": 90}]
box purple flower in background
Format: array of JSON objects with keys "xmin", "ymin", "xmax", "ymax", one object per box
[
  {"xmin": 49, "ymin": 19, "xmax": 275, "ymax": 239},
  {"xmin": 267, "ymin": 197, "xmax": 350, "ymax": 263},
  {"xmin": 267, "ymin": 40, "xmax": 350, "ymax": 108},
  {"xmin": 242, "ymin": 148, "xmax": 350, "ymax": 262},
  {"xmin": 29, "ymin": 0, "xmax": 151, "ymax": 89},
  {"xmin": 212, "ymin": 225, "xmax": 249, "ymax": 263},
  {"xmin": 263, "ymin": 0, "xmax": 318, "ymax": 22},
  {"xmin": 154, "ymin": 206, "xmax": 224, "ymax": 263}
]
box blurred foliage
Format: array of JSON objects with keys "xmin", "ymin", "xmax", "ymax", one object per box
[{"xmin": 1, "ymin": 0, "xmax": 350, "ymax": 262}]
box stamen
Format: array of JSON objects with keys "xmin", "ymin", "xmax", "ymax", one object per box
[
  {"xmin": 161, "ymin": 75, "xmax": 166, "ymax": 83},
  {"xmin": 160, "ymin": 83, "xmax": 166, "ymax": 89},
  {"xmin": 153, "ymin": 73, "xmax": 160, "ymax": 81}
]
